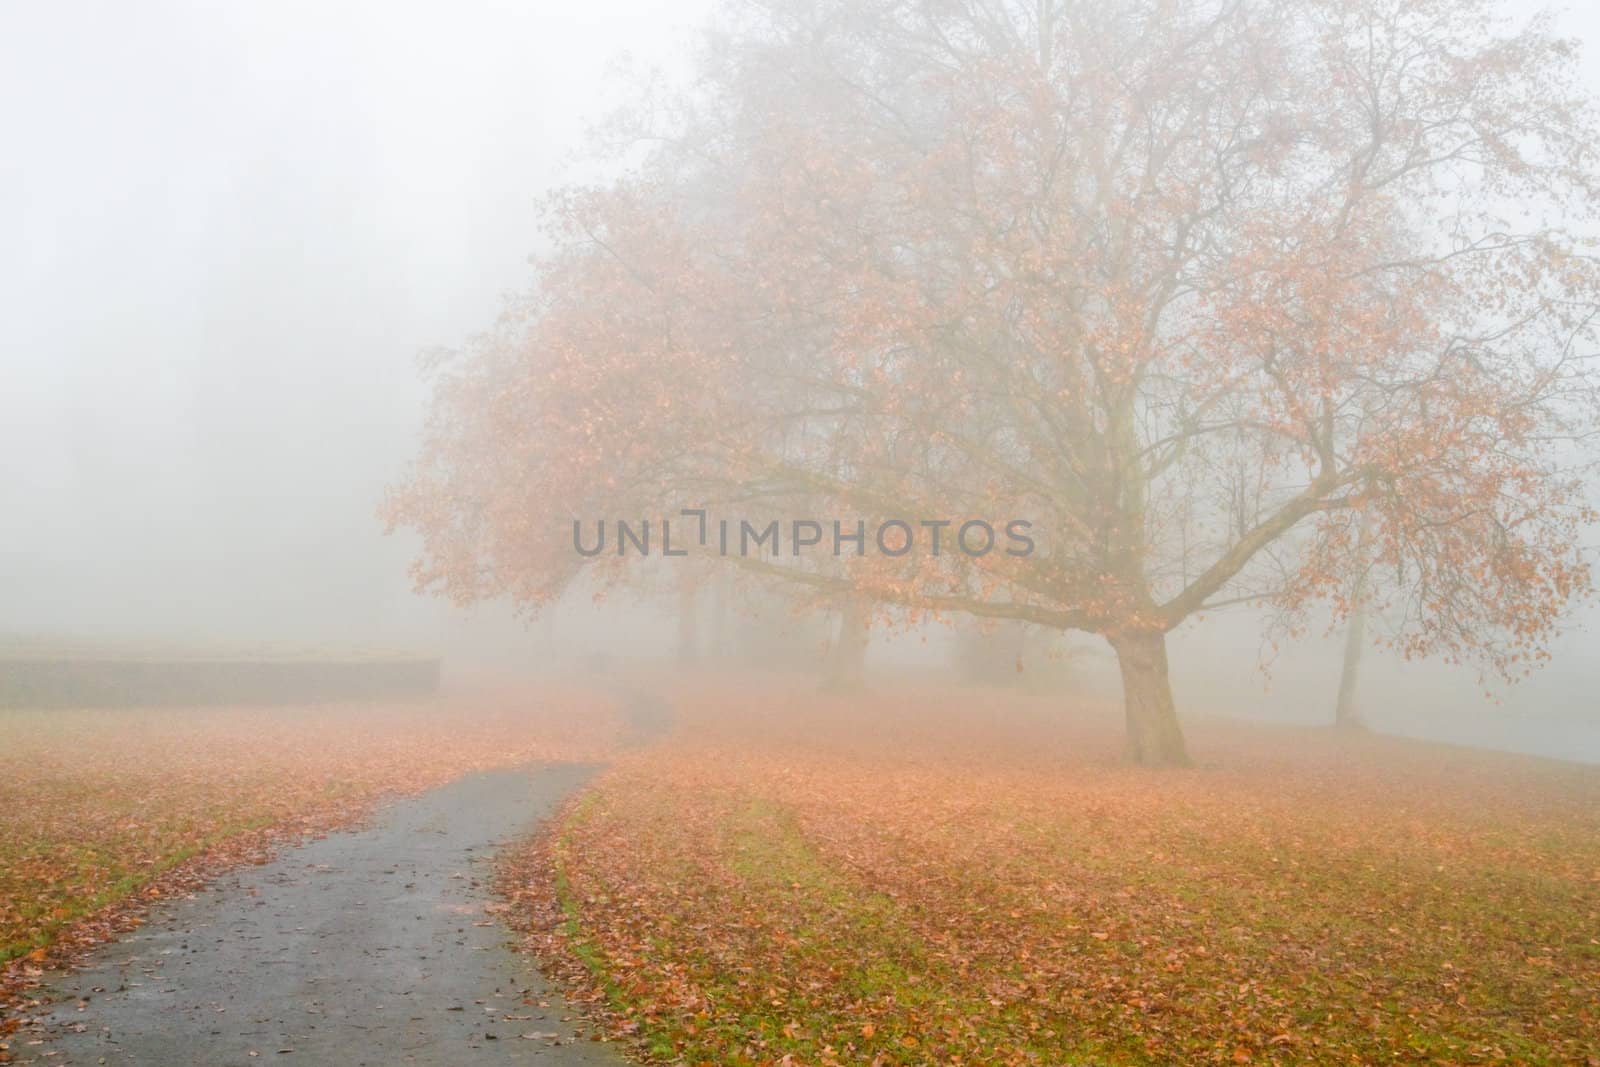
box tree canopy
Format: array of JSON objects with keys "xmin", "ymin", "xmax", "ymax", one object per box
[{"xmin": 387, "ymin": 0, "xmax": 1600, "ymax": 764}]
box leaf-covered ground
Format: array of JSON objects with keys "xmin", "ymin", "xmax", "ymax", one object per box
[
  {"xmin": 0, "ymin": 686, "xmax": 619, "ymax": 1029},
  {"xmin": 503, "ymin": 679, "xmax": 1600, "ymax": 1066}
]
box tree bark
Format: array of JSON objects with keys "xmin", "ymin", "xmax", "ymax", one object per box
[
  {"xmin": 823, "ymin": 598, "xmax": 870, "ymax": 690},
  {"xmin": 1108, "ymin": 630, "xmax": 1191, "ymax": 767},
  {"xmin": 1334, "ymin": 518, "xmax": 1372, "ymax": 729},
  {"xmin": 1334, "ymin": 598, "xmax": 1367, "ymax": 729},
  {"xmin": 676, "ymin": 570, "xmax": 700, "ymax": 666},
  {"xmin": 710, "ymin": 569, "xmax": 731, "ymax": 661}
]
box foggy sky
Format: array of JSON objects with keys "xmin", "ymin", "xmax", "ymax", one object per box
[
  {"xmin": 2, "ymin": 0, "xmax": 708, "ymax": 645},
  {"xmin": 1, "ymin": 0, "xmax": 1595, "ymax": 743}
]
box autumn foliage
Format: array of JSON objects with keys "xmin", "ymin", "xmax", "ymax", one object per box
[
  {"xmin": 0, "ymin": 688, "xmax": 620, "ymax": 1023},
  {"xmin": 504, "ymin": 679, "xmax": 1600, "ymax": 1065},
  {"xmin": 388, "ymin": 0, "xmax": 1600, "ymax": 764}
]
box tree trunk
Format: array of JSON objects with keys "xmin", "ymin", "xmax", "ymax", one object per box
[
  {"xmin": 956, "ymin": 619, "xmax": 1027, "ymax": 684},
  {"xmin": 1334, "ymin": 518, "xmax": 1372, "ymax": 729},
  {"xmin": 710, "ymin": 569, "xmax": 731, "ymax": 661},
  {"xmin": 1108, "ymin": 630, "xmax": 1190, "ymax": 767},
  {"xmin": 823, "ymin": 598, "xmax": 870, "ymax": 690},
  {"xmin": 676, "ymin": 570, "xmax": 699, "ymax": 666},
  {"xmin": 1334, "ymin": 598, "xmax": 1366, "ymax": 729}
]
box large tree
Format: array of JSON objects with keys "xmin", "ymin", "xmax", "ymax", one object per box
[{"xmin": 387, "ymin": 0, "xmax": 1600, "ymax": 765}]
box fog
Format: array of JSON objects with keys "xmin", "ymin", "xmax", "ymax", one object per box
[
  {"xmin": 2, "ymin": 0, "xmax": 709, "ymax": 659},
  {"xmin": 3, "ymin": 0, "xmax": 1598, "ymax": 758}
]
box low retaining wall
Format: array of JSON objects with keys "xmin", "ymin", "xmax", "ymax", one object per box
[{"xmin": 0, "ymin": 656, "xmax": 441, "ymax": 708}]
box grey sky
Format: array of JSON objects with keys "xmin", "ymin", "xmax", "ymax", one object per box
[
  {"xmin": 1, "ymin": 0, "xmax": 1596, "ymax": 743},
  {"xmin": 2, "ymin": 0, "xmax": 708, "ymax": 641}
]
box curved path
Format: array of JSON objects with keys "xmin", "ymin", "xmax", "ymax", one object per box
[{"xmin": 16, "ymin": 763, "xmax": 627, "ymax": 1066}]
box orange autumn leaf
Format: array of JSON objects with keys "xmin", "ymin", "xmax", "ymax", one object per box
[{"xmin": 387, "ymin": 0, "xmax": 1600, "ymax": 766}]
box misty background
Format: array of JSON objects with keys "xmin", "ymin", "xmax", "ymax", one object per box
[{"xmin": 2, "ymin": 0, "xmax": 1595, "ymax": 757}]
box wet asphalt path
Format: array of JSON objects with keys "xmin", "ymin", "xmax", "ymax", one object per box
[{"xmin": 17, "ymin": 763, "xmax": 628, "ymax": 1067}]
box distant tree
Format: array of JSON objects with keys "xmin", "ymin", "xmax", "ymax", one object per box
[
  {"xmin": 387, "ymin": 0, "xmax": 1600, "ymax": 765},
  {"xmin": 956, "ymin": 620, "xmax": 1029, "ymax": 685},
  {"xmin": 821, "ymin": 596, "xmax": 873, "ymax": 691},
  {"xmin": 676, "ymin": 567, "xmax": 701, "ymax": 666}
]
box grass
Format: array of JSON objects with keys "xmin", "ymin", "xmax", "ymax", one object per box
[
  {"xmin": 0, "ymin": 686, "xmax": 619, "ymax": 999},
  {"xmin": 503, "ymin": 676, "xmax": 1600, "ymax": 1066}
]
